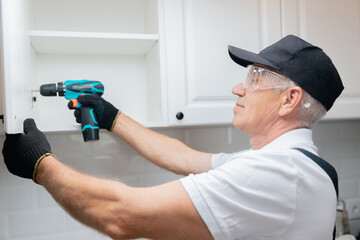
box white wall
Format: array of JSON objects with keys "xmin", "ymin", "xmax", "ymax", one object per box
[{"xmin": 0, "ymin": 120, "xmax": 359, "ymax": 239}]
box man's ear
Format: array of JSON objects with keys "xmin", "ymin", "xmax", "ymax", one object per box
[{"xmin": 279, "ymin": 86, "xmax": 303, "ymax": 116}]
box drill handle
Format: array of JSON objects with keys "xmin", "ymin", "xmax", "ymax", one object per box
[{"xmin": 80, "ymin": 107, "xmax": 99, "ymax": 142}]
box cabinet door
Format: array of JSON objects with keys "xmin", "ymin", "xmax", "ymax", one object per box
[
  {"xmin": 164, "ymin": 0, "xmax": 282, "ymax": 126},
  {"xmin": 282, "ymin": 0, "xmax": 360, "ymax": 119},
  {"xmin": 0, "ymin": 49, "xmax": 3, "ymax": 133},
  {"xmin": 0, "ymin": 0, "xmax": 33, "ymax": 133}
]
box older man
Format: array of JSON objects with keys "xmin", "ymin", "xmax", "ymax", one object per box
[{"xmin": 3, "ymin": 35, "xmax": 343, "ymax": 240}]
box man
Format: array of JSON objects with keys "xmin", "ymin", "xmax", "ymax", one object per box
[{"xmin": 2, "ymin": 35, "xmax": 344, "ymax": 239}]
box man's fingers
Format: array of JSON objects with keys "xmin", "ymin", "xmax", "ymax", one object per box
[
  {"xmin": 5, "ymin": 133, "xmax": 22, "ymax": 138},
  {"xmin": 23, "ymin": 118, "xmax": 38, "ymax": 134},
  {"xmin": 77, "ymin": 95, "xmax": 100, "ymax": 106},
  {"xmin": 68, "ymin": 101, "xmax": 75, "ymax": 109},
  {"xmin": 74, "ymin": 109, "xmax": 81, "ymax": 124},
  {"xmin": 3, "ymin": 133, "xmax": 21, "ymax": 148}
]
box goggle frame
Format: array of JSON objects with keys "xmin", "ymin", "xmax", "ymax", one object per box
[{"xmin": 242, "ymin": 65, "xmax": 292, "ymax": 90}]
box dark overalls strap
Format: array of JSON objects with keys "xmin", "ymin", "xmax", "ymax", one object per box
[{"xmin": 293, "ymin": 148, "xmax": 338, "ymax": 240}]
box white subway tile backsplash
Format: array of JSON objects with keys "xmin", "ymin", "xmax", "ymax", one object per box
[
  {"xmin": 37, "ymin": 231, "xmax": 95, "ymax": 240},
  {"xmin": 339, "ymin": 179, "xmax": 359, "ymax": 199},
  {"xmin": 92, "ymin": 231, "xmax": 112, "ymax": 240},
  {"xmin": 313, "ymin": 121, "xmax": 341, "ymax": 143},
  {"xmin": 111, "ymin": 156, "xmax": 133, "ymax": 176},
  {"xmin": 339, "ymin": 120, "xmax": 360, "ymax": 141},
  {"xmin": 341, "ymin": 159, "xmax": 360, "ymax": 179},
  {"xmin": 123, "ymin": 155, "xmax": 164, "ymax": 175},
  {"xmin": 0, "ymin": 160, "xmax": 8, "ymax": 187},
  {"xmin": 36, "ymin": 186, "xmax": 58, "ymax": 208},
  {"xmin": 5, "ymin": 173, "xmax": 33, "ymax": 187},
  {"xmin": 9, "ymin": 208, "xmax": 66, "ymax": 238},
  {"xmin": 0, "ymin": 214, "xmax": 8, "ymax": 240},
  {"xmin": 0, "ymin": 120, "xmax": 360, "ymax": 239},
  {"xmin": 84, "ymin": 132, "xmax": 137, "ymax": 156},
  {"xmin": 319, "ymin": 140, "xmax": 357, "ymax": 161},
  {"xmin": 186, "ymin": 126, "xmax": 229, "ymax": 152},
  {"xmin": 155, "ymin": 127, "xmax": 187, "ymax": 142},
  {"xmin": 0, "ymin": 186, "xmax": 35, "ymax": 212},
  {"xmin": 78, "ymin": 156, "xmax": 116, "ymax": 178},
  {"xmin": 230, "ymin": 127, "xmax": 250, "ymax": 145},
  {"xmin": 349, "ymin": 219, "xmax": 360, "ymax": 236},
  {"xmin": 344, "ymin": 198, "xmax": 360, "ymax": 220},
  {"xmin": 62, "ymin": 156, "xmax": 93, "ymax": 173},
  {"xmin": 66, "ymin": 215, "xmax": 89, "ymax": 231},
  {"xmin": 138, "ymin": 172, "xmax": 182, "ymax": 187},
  {"xmin": 46, "ymin": 132, "xmax": 88, "ymax": 157},
  {"xmin": 114, "ymin": 175, "xmax": 142, "ymax": 187},
  {"xmin": 355, "ymin": 141, "xmax": 360, "ymax": 157},
  {"xmin": 8, "ymin": 236, "xmax": 38, "ymax": 240}
]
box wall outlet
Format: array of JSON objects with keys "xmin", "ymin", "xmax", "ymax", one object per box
[{"xmin": 345, "ymin": 199, "xmax": 360, "ymax": 220}]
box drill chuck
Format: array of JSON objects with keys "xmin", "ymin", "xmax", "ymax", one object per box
[{"xmin": 40, "ymin": 82, "xmax": 65, "ymax": 96}]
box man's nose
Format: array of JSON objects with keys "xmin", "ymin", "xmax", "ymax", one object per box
[{"xmin": 232, "ymin": 83, "xmax": 246, "ymax": 96}]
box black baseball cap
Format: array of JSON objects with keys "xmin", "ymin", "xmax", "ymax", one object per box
[{"xmin": 228, "ymin": 35, "xmax": 344, "ymax": 111}]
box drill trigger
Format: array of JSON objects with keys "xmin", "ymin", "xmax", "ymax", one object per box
[{"xmin": 70, "ymin": 99, "xmax": 79, "ymax": 108}]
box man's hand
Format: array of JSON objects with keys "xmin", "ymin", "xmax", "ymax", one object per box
[
  {"xmin": 68, "ymin": 95, "xmax": 121, "ymax": 131},
  {"xmin": 2, "ymin": 118, "xmax": 56, "ymax": 183}
]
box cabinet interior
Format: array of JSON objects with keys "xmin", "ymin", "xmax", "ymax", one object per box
[{"xmin": 28, "ymin": 0, "xmax": 164, "ymax": 131}]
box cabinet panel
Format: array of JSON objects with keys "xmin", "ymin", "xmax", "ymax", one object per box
[
  {"xmin": 32, "ymin": 0, "xmax": 158, "ymax": 34},
  {"xmin": 32, "ymin": 54, "xmax": 156, "ymax": 129},
  {"xmin": 0, "ymin": 24, "xmax": 4, "ymax": 133},
  {"xmin": 282, "ymin": 0, "xmax": 360, "ymax": 119},
  {"xmin": 0, "ymin": 0, "xmax": 33, "ymax": 133},
  {"xmin": 165, "ymin": 0, "xmax": 282, "ymax": 126},
  {"xmin": 0, "ymin": 55, "xmax": 3, "ymax": 134}
]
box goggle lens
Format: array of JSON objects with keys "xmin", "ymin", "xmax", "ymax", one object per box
[{"xmin": 242, "ymin": 65, "xmax": 291, "ymax": 90}]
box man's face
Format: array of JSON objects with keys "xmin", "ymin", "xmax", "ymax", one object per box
[{"xmin": 232, "ymin": 65, "xmax": 286, "ymax": 135}]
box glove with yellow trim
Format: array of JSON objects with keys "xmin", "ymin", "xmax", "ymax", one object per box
[
  {"xmin": 68, "ymin": 95, "xmax": 121, "ymax": 131},
  {"xmin": 2, "ymin": 118, "xmax": 56, "ymax": 183}
]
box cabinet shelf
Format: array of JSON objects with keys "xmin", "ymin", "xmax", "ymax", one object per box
[{"xmin": 30, "ymin": 31, "xmax": 159, "ymax": 55}]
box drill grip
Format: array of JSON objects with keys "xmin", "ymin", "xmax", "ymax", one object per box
[{"xmin": 80, "ymin": 107, "xmax": 99, "ymax": 142}]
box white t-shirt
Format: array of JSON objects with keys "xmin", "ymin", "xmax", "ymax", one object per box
[{"xmin": 180, "ymin": 129, "xmax": 337, "ymax": 240}]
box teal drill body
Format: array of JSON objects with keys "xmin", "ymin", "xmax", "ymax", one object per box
[{"xmin": 40, "ymin": 80, "xmax": 104, "ymax": 142}]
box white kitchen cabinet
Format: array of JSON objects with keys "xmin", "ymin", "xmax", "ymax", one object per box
[
  {"xmin": 0, "ymin": 0, "xmax": 167, "ymax": 133},
  {"xmin": 164, "ymin": 0, "xmax": 283, "ymax": 126},
  {"xmin": 164, "ymin": 0, "xmax": 360, "ymax": 126},
  {"xmin": 282, "ymin": 0, "xmax": 360, "ymax": 119},
  {"xmin": 2, "ymin": 0, "xmax": 359, "ymax": 134}
]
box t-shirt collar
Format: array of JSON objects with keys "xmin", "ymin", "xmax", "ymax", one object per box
[{"xmin": 259, "ymin": 128, "xmax": 318, "ymax": 153}]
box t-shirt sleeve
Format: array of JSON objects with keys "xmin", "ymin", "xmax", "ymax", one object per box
[
  {"xmin": 211, "ymin": 149, "xmax": 251, "ymax": 169},
  {"xmin": 181, "ymin": 154, "xmax": 298, "ymax": 240},
  {"xmin": 211, "ymin": 153, "xmax": 230, "ymax": 169}
]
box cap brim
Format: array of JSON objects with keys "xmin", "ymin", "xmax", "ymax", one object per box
[{"xmin": 228, "ymin": 45, "xmax": 278, "ymax": 70}]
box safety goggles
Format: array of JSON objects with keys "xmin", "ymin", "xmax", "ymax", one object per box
[{"xmin": 241, "ymin": 65, "xmax": 292, "ymax": 90}]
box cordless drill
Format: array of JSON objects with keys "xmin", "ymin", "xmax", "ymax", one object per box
[{"xmin": 39, "ymin": 80, "xmax": 104, "ymax": 142}]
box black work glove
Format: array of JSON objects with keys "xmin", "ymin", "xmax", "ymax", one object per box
[
  {"xmin": 2, "ymin": 118, "xmax": 56, "ymax": 183},
  {"xmin": 68, "ymin": 95, "xmax": 121, "ymax": 131}
]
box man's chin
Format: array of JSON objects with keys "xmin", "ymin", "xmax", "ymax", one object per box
[{"xmin": 232, "ymin": 118, "xmax": 242, "ymax": 130}]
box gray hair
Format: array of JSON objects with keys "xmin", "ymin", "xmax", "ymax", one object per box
[
  {"xmin": 298, "ymin": 90, "xmax": 327, "ymax": 128},
  {"xmin": 274, "ymin": 79, "xmax": 327, "ymax": 128}
]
